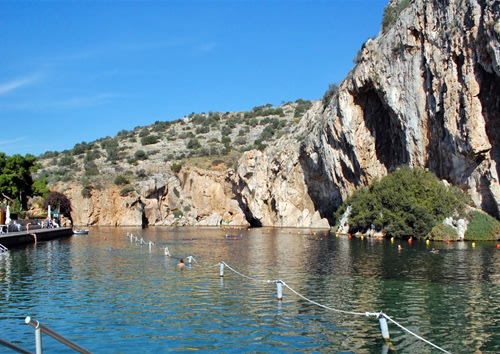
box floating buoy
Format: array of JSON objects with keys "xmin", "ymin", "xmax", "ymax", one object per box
[
  {"xmin": 496, "ymin": 244, "xmax": 500, "ymax": 249},
  {"xmin": 390, "ymin": 237, "xmax": 394, "ymax": 243},
  {"xmin": 426, "ymin": 239, "xmax": 430, "ymax": 245},
  {"xmin": 276, "ymin": 281, "xmax": 283, "ymax": 301},
  {"xmin": 378, "ymin": 315, "xmax": 391, "ymax": 343},
  {"xmin": 219, "ymin": 262, "xmax": 225, "ymax": 277},
  {"xmin": 472, "ymin": 242, "xmax": 476, "ymax": 248}
]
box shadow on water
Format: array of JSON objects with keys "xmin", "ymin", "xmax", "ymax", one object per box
[{"xmin": 0, "ymin": 227, "xmax": 499, "ymax": 353}]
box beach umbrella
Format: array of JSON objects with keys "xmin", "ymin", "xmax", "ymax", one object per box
[{"xmin": 5, "ymin": 205, "xmax": 11, "ymax": 224}]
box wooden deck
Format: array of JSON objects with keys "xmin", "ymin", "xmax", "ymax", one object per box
[{"xmin": 0, "ymin": 227, "xmax": 74, "ymax": 249}]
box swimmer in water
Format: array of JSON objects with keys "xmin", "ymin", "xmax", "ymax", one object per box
[{"xmin": 177, "ymin": 258, "xmax": 185, "ymax": 270}]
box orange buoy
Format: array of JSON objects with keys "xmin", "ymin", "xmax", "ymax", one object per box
[{"xmin": 496, "ymin": 243, "xmax": 500, "ymax": 249}]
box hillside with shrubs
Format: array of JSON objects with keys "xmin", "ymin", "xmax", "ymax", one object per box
[{"xmin": 35, "ymin": 100, "xmax": 314, "ymax": 189}]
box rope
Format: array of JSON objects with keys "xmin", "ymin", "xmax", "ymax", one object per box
[
  {"xmin": 382, "ymin": 313, "xmax": 452, "ymax": 354},
  {"xmin": 221, "ymin": 261, "xmax": 274, "ymax": 284},
  {"xmin": 282, "ymin": 281, "xmax": 378, "ymax": 318},
  {"xmin": 221, "ymin": 260, "xmax": 452, "ymax": 354},
  {"xmin": 122, "ymin": 237, "xmax": 454, "ymax": 354}
]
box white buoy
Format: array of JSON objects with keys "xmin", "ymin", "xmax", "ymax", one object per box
[
  {"xmin": 164, "ymin": 247, "xmax": 171, "ymax": 256},
  {"xmin": 219, "ymin": 262, "xmax": 224, "ymax": 277},
  {"xmin": 276, "ymin": 281, "xmax": 283, "ymax": 300},
  {"xmin": 378, "ymin": 314, "xmax": 390, "ymax": 342}
]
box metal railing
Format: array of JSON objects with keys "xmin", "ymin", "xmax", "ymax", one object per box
[
  {"xmin": 25, "ymin": 316, "xmax": 91, "ymax": 354},
  {"xmin": 0, "ymin": 338, "xmax": 31, "ymax": 354}
]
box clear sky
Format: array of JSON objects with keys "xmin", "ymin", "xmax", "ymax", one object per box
[{"xmin": 1, "ymin": 0, "xmax": 388, "ymax": 156}]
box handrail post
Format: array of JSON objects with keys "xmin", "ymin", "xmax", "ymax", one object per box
[
  {"xmin": 25, "ymin": 316, "xmax": 91, "ymax": 354},
  {"xmin": 25, "ymin": 317, "xmax": 42, "ymax": 354}
]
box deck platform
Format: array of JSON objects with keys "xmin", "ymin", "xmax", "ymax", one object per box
[{"xmin": 0, "ymin": 227, "xmax": 73, "ymax": 249}]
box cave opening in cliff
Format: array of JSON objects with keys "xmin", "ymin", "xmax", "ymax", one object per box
[{"xmin": 355, "ymin": 86, "xmax": 409, "ymax": 170}]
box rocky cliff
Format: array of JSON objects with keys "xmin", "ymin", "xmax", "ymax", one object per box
[
  {"xmin": 50, "ymin": 0, "xmax": 499, "ymax": 228},
  {"xmin": 233, "ymin": 0, "xmax": 499, "ymax": 226}
]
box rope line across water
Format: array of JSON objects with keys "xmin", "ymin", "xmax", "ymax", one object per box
[
  {"xmin": 123, "ymin": 234, "xmax": 452, "ymax": 354},
  {"xmin": 220, "ymin": 260, "xmax": 452, "ymax": 354}
]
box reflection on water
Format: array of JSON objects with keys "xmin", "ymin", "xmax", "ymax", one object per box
[{"xmin": 0, "ymin": 227, "xmax": 499, "ymax": 353}]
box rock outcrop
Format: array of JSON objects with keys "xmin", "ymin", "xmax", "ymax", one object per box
[
  {"xmin": 233, "ymin": 0, "xmax": 499, "ymax": 226},
  {"xmin": 53, "ymin": 0, "xmax": 499, "ymax": 228}
]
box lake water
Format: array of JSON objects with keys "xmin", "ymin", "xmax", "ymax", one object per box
[{"xmin": 0, "ymin": 227, "xmax": 499, "ymax": 353}]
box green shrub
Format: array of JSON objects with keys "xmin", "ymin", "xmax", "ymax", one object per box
[
  {"xmin": 120, "ymin": 185, "xmax": 135, "ymax": 196},
  {"xmin": 334, "ymin": 167, "xmax": 469, "ymax": 238},
  {"xmin": 141, "ymin": 135, "xmax": 159, "ymax": 146},
  {"xmin": 186, "ymin": 138, "xmax": 201, "ymax": 150},
  {"xmin": 72, "ymin": 142, "xmax": 90, "ymax": 155},
  {"xmin": 81, "ymin": 186, "xmax": 92, "ymax": 198},
  {"xmin": 84, "ymin": 161, "xmax": 99, "ymax": 176},
  {"xmin": 294, "ymin": 99, "xmax": 312, "ymax": 118},
  {"xmin": 465, "ymin": 210, "xmax": 500, "ymax": 241},
  {"xmin": 114, "ymin": 175, "xmax": 129, "ymax": 185},
  {"xmin": 58, "ymin": 155, "xmax": 75, "ymax": 167},
  {"xmin": 134, "ymin": 150, "xmax": 148, "ymax": 160},
  {"xmin": 84, "ymin": 150, "xmax": 101, "ymax": 163},
  {"xmin": 382, "ymin": 0, "xmax": 411, "ymax": 33},
  {"xmin": 427, "ymin": 223, "xmax": 459, "ymax": 241},
  {"xmin": 172, "ymin": 209, "xmax": 183, "ymax": 218},
  {"xmin": 139, "ymin": 128, "xmax": 150, "ymax": 137},
  {"xmin": 322, "ymin": 84, "xmax": 339, "ymax": 108},
  {"xmin": 195, "ymin": 126, "xmax": 210, "ymax": 134},
  {"xmin": 171, "ymin": 162, "xmax": 183, "ymax": 173},
  {"xmin": 136, "ymin": 169, "xmax": 148, "ymax": 179}
]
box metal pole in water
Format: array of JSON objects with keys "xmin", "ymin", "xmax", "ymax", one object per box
[
  {"xmin": 276, "ymin": 281, "xmax": 283, "ymax": 300},
  {"xmin": 378, "ymin": 314, "xmax": 390, "ymax": 342},
  {"xmin": 219, "ymin": 262, "xmax": 224, "ymax": 277}
]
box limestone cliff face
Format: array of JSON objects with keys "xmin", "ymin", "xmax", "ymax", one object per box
[
  {"xmin": 56, "ymin": 0, "xmax": 499, "ymax": 227},
  {"xmin": 232, "ymin": 104, "xmax": 330, "ymax": 228},
  {"xmin": 59, "ymin": 167, "xmax": 248, "ymax": 227},
  {"xmin": 233, "ymin": 0, "xmax": 499, "ymax": 226}
]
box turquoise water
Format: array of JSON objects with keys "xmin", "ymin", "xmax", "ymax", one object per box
[{"xmin": 0, "ymin": 227, "xmax": 499, "ymax": 353}]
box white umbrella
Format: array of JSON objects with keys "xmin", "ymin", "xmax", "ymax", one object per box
[{"xmin": 5, "ymin": 205, "xmax": 11, "ymax": 224}]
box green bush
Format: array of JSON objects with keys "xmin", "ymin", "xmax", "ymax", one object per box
[
  {"xmin": 465, "ymin": 210, "xmax": 500, "ymax": 241},
  {"xmin": 134, "ymin": 150, "xmax": 148, "ymax": 160},
  {"xmin": 136, "ymin": 169, "xmax": 148, "ymax": 179},
  {"xmin": 172, "ymin": 209, "xmax": 183, "ymax": 218},
  {"xmin": 84, "ymin": 150, "xmax": 101, "ymax": 163},
  {"xmin": 334, "ymin": 167, "xmax": 469, "ymax": 238},
  {"xmin": 171, "ymin": 162, "xmax": 183, "ymax": 173},
  {"xmin": 84, "ymin": 161, "xmax": 99, "ymax": 176},
  {"xmin": 114, "ymin": 175, "xmax": 129, "ymax": 186},
  {"xmin": 139, "ymin": 128, "xmax": 150, "ymax": 137},
  {"xmin": 81, "ymin": 186, "xmax": 92, "ymax": 198},
  {"xmin": 120, "ymin": 185, "xmax": 135, "ymax": 196},
  {"xmin": 322, "ymin": 84, "xmax": 339, "ymax": 108},
  {"xmin": 141, "ymin": 135, "xmax": 159, "ymax": 146},
  {"xmin": 294, "ymin": 99, "xmax": 312, "ymax": 118},
  {"xmin": 382, "ymin": 0, "xmax": 411, "ymax": 33},
  {"xmin": 427, "ymin": 223, "xmax": 459, "ymax": 241},
  {"xmin": 58, "ymin": 155, "xmax": 75, "ymax": 167},
  {"xmin": 186, "ymin": 138, "xmax": 201, "ymax": 150}
]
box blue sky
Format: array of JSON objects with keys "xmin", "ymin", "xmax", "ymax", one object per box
[{"xmin": 1, "ymin": 0, "xmax": 388, "ymax": 156}]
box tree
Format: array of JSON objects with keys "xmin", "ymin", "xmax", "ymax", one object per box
[
  {"xmin": 0, "ymin": 153, "xmax": 38, "ymax": 209},
  {"xmin": 44, "ymin": 191, "xmax": 72, "ymax": 217}
]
